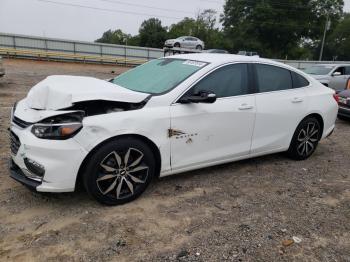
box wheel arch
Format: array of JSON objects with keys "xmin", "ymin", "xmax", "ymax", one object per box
[
  {"xmin": 289, "ymin": 113, "xmax": 325, "ymax": 147},
  {"xmin": 75, "ymin": 134, "xmax": 162, "ymax": 190}
]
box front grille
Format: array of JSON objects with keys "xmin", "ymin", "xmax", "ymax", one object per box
[
  {"xmin": 12, "ymin": 116, "xmax": 32, "ymax": 129},
  {"xmin": 10, "ymin": 131, "xmax": 21, "ymax": 155}
]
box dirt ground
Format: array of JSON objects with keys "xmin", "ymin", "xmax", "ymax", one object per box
[{"xmin": 0, "ymin": 59, "xmax": 349, "ymax": 262}]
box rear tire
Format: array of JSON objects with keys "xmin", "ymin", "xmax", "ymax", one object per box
[
  {"xmin": 196, "ymin": 45, "xmax": 203, "ymax": 51},
  {"xmin": 287, "ymin": 117, "xmax": 321, "ymax": 160},
  {"xmin": 83, "ymin": 137, "xmax": 155, "ymax": 205}
]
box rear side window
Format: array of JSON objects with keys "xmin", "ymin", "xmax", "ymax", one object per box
[
  {"xmin": 292, "ymin": 72, "xmax": 309, "ymax": 88},
  {"xmin": 256, "ymin": 64, "xmax": 292, "ymax": 92},
  {"xmin": 190, "ymin": 64, "xmax": 249, "ymax": 98}
]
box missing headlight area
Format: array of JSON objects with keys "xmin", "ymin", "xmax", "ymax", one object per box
[{"xmin": 62, "ymin": 98, "xmax": 150, "ymax": 117}]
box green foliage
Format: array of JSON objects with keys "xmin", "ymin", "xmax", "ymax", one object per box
[
  {"xmin": 327, "ymin": 13, "xmax": 350, "ymax": 60},
  {"xmin": 221, "ymin": 0, "xmax": 344, "ymax": 58},
  {"xmin": 95, "ymin": 29, "xmax": 131, "ymax": 45},
  {"xmin": 95, "ymin": 3, "xmax": 350, "ymax": 60},
  {"xmin": 139, "ymin": 18, "xmax": 167, "ymax": 48}
]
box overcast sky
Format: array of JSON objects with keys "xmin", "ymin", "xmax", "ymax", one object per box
[{"xmin": 1, "ymin": 0, "xmax": 349, "ymax": 42}]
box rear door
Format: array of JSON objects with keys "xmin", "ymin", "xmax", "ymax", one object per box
[{"xmin": 251, "ymin": 64, "xmax": 309, "ymax": 154}]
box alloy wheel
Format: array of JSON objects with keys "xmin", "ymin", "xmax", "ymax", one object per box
[
  {"xmin": 296, "ymin": 122, "xmax": 319, "ymax": 157},
  {"xmin": 96, "ymin": 148, "xmax": 149, "ymax": 199}
]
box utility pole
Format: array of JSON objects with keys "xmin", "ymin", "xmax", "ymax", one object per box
[{"xmin": 319, "ymin": 15, "xmax": 331, "ymax": 61}]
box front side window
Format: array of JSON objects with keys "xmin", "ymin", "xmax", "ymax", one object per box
[
  {"xmin": 333, "ymin": 67, "xmax": 345, "ymax": 75},
  {"xmin": 256, "ymin": 64, "xmax": 292, "ymax": 93},
  {"xmin": 112, "ymin": 58, "xmax": 207, "ymax": 94},
  {"xmin": 345, "ymin": 66, "xmax": 350, "ymax": 75},
  {"xmin": 189, "ymin": 64, "xmax": 249, "ymax": 98}
]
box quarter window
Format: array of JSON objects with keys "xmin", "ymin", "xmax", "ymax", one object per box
[
  {"xmin": 292, "ymin": 72, "xmax": 309, "ymax": 88},
  {"xmin": 256, "ymin": 64, "xmax": 292, "ymax": 92},
  {"xmin": 190, "ymin": 64, "xmax": 249, "ymax": 98}
]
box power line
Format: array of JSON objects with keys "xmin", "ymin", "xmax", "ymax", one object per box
[
  {"xmin": 37, "ymin": 0, "xmax": 184, "ymax": 20},
  {"xmin": 201, "ymin": 0, "xmax": 317, "ymax": 10},
  {"xmin": 98, "ymin": 0, "xmax": 194, "ymax": 15}
]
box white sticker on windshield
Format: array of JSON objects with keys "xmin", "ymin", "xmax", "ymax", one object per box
[{"xmin": 183, "ymin": 60, "xmax": 206, "ymax": 67}]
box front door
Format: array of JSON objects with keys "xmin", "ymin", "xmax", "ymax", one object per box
[
  {"xmin": 329, "ymin": 66, "xmax": 349, "ymax": 91},
  {"xmin": 170, "ymin": 63, "xmax": 256, "ymax": 171}
]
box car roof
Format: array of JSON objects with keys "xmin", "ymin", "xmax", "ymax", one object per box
[{"xmin": 165, "ymin": 53, "xmax": 284, "ymax": 67}]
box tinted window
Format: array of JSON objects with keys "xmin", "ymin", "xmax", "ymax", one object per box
[
  {"xmin": 292, "ymin": 72, "xmax": 309, "ymax": 88},
  {"xmin": 256, "ymin": 64, "xmax": 292, "ymax": 92},
  {"xmin": 190, "ymin": 64, "xmax": 249, "ymax": 98},
  {"xmin": 345, "ymin": 66, "xmax": 350, "ymax": 75},
  {"xmin": 334, "ymin": 67, "xmax": 345, "ymax": 75}
]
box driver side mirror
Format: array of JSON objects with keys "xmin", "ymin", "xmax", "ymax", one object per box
[
  {"xmin": 333, "ymin": 71, "xmax": 341, "ymax": 76},
  {"xmin": 179, "ymin": 91, "xmax": 217, "ymax": 104}
]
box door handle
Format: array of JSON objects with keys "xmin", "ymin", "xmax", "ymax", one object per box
[
  {"xmin": 238, "ymin": 104, "xmax": 254, "ymax": 110},
  {"xmin": 292, "ymin": 97, "xmax": 303, "ymax": 103}
]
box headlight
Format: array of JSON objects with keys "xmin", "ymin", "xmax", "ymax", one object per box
[
  {"xmin": 31, "ymin": 123, "xmax": 82, "ymax": 139},
  {"xmin": 31, "ymin": 112, "xmax": 84, "ymax": 140}
]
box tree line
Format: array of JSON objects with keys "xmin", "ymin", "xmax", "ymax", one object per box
[{"xmin": 96, "ymin": 0, "xmax": 350, "ymax": 60}]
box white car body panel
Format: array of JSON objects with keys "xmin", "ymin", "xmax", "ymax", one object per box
[
  {"xmin": 10, "ymin": 54, "xmax": 338, "ymax": 192},
  {"xmin": 251, "ymin": 87, "xmax": 309, "ymax": 154},
  {"xmin": 170, "ymin": 94, "xmax": 256, "ymax": 171}
]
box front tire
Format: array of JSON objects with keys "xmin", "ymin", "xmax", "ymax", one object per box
[
  {"xmin": 83, "ymin": 137, "xmax": 156, "ymax": 205},
  {"xmin": 287, "ymin": 117, "xmax": 321, "ymax": 160},
  {"xmin": 174, "ymin": 42, "xmax": 180, "ymax": 48}
]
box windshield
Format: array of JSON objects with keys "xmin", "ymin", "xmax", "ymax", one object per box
[
  {"xmin": 112, "ymin": 58, "xmax": 207, "ymax": 94},
  {"xmin": 304, "ymin": 65, "xmax": 334, "ymax": 75}
]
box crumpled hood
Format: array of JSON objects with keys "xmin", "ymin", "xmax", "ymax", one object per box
[{"xmin": 25, "ymin": 75, "xmax": 149, "ymax": 110}]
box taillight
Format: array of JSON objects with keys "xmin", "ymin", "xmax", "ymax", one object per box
[
  {"xmin": 333, "ymin": 93, "xmax": 339, "ymax": 103},
  {"xmin": 347, "ymin": 78, "xmax": 350, "ymax": 90}
]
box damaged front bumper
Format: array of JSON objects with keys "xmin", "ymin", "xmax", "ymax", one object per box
[
  {"xmin": 9, "ymin": 123, "xmax": 88, "ymax": 192},
  {"xmin": 9, "ymin": 159, "xmax": 41, "ymax": 190}
]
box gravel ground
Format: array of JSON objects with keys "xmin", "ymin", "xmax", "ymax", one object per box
[{"xmin": 0, "ymin": 59, "xmax": 349, "ymax": 262}]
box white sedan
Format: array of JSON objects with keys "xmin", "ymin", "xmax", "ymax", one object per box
[{"xmin": 9, "ymin": 54, "xmax": 338, "ymax": 205}]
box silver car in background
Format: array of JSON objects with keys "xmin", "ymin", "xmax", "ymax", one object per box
[
  {"xmin": 164, "ymin": 36, "xmax": 205, "ymax": 50},
  {"xmin": 0, "ymin": 56, "xmax": 5, "ymax": 77},
  {"xmin": 304, "ymin": 64, "xmax": 350, "ymax": 91}
]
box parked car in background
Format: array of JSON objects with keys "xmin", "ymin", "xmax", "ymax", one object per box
[
  {"xmin": 0, "ymin": 56, "xmax": 5, "ymax": 77},
  {"xmin": 335, "ymin": 78, "xmax": 350, "ymax": 120},
  {"xmin": 164, "ymin": 36, "xmax": 205, "ymax": 50},
  {"xmin": 9, "ymin": 54, "xmax": 337, "ymax": 205},
  {"xmin": 205, "ymin": 49, "xmax": 229, "ymax": 54},
  {"xmin": 237, "ymin": 51, "xmax": 259, "ymax": 56},
  {"xmin": 304, "ymin": 64, "xmax": 350, "ymax": 91}
]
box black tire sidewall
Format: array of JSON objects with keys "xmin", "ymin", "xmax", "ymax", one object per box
[
  {"xmin": 288, "ymin": 117, "xmax": 321, "ymax": 160},
  {"xmin": 83, "ymin": 137, "xmax": 155, "ymax": 205},
  {"xmin": 196, "ymin": 45, "xmax": 202, "ymax": 50}
]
